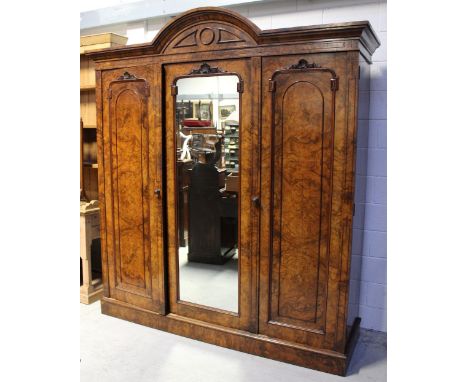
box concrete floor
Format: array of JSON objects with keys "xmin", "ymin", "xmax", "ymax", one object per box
[{"xmin": 81, "ymin": 301, "xmax": 386, "ymax": 382}]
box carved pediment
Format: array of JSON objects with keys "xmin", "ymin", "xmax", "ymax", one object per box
[
  {"xmin": 164, "ymin": 22, "xmax": 256, "ymax": 53},
  {"xmin": 218, "ymin": 28, "xmax": 245, "ymax": 44},
  {"xmin": 174, "ymin": 30, "xmax": 197, "ymax": 48},
  {"xmin": 86, "ymin": 8, "xmax": 379, "ymax": 62}
]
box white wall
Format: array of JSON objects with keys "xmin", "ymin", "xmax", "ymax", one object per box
[{"xmin": 81, "ymin": 0, "xmax": 387, "ymax": 332}]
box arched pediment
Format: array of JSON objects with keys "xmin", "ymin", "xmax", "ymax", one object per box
[
  {"xmin": 151, "ymin": 7, "xmax": 260, "ymax": 54},
  {"xmin": 86, "ymin": 8, "xmax": 380, "ymax": 63}
]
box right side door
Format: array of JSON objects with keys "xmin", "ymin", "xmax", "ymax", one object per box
[{"xmin": 258, "ymin": 55, "xmax": 341, "ymax": 350}]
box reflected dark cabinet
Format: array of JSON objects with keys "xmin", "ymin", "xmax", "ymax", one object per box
[
  {"xmin": 89, "ymin": 7, "xmax": 379, "ymax": 376},
  {"xmin": 177, "ymin": 159, "xmax": 192, "ymax": 247}
]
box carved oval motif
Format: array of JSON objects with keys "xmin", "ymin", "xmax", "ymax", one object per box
[
  {"xmin": 165, "ymin": 22, "xmax": 256, "ymax": 53},
  {"xmin": 199, "ymin": 27, "xmax": 216, "ymax": 45}
]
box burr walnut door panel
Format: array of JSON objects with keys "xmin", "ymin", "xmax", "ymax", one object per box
[
  {"xmin": 101, "ymin": 66, "xmax": 164, "ymax": 312},
  {"xmin": 259, "ymin": 56, "xmax": 340, "ymax": 349}
]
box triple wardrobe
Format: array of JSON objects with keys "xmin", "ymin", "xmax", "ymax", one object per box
[{"xmin": 88, "ymin": 7, "xmax": 380, "ymax": 376}]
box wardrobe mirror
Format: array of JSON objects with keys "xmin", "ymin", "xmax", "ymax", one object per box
[{"xmin": 175, "ymin": 74, "xmax": 240, "ymax": 313}]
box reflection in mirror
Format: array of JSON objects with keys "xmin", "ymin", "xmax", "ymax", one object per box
[{"xmin": 175, "ymin": 74, "xmax": 240, "ymax": 313}]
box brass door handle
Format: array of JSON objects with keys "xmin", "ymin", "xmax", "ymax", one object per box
[{"xmin": 155, "ymin": 189, "xmax": 161, "ymax": 198}]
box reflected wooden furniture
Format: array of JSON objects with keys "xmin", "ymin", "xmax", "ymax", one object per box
[
  {"xmin": 80, "ymin": 200, "xmax": 103, "ymax": 304},
  {"xmin": 225, "ymin": 172, "xmax": 239, "ymax": 192},
  {"xmin": 87, "ymin": 7, "xmax": 379, "ymax": 375}
]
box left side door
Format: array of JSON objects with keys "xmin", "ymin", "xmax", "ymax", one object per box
[{"xmin": 100, "ymin": 65, "xmax": 164, "ymax": 312}]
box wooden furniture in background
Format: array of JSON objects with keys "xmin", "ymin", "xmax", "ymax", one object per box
[
  {"xmin": 80, "ymin": 33, "xmax": 128, "ymax": 201},
  {"xmin": 80, "ymin": 33, "xmax": 127, "ymax": 304},
  {"xmin": 80, "ymin": 118, "xmax": 84, "ymax": 200},
  {"xmin": 80, "ymin": 200, "xmax": 103, "ymax": 304},
  {"xmin": 87, "ymin": 7, "xmax": 379, "ymax": 375}
]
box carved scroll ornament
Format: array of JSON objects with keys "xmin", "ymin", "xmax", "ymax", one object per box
[
  {"xmin": 189, "ymin": 62, "xmax": 225, "ymax": 75},
  {"xmin": 288, "ymin": 59, "xmax": 322, "ymax": 70}
]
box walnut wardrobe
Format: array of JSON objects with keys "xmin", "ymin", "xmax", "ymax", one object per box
[{"xmin": 88, "ymin": 7, "xmax": 380, "ymax": 376}]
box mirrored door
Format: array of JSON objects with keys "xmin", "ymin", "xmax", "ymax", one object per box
[
  {"xmin": 164, "ymin": 59, "xmax": 259, "ymax": 331},
  {"xmin": 175, "ymin": 74, "xmax": 240, "ymax": 313}
]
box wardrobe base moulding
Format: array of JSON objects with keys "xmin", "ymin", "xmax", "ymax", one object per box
[{"xmin": 101, "ymin": 297, "xmax": 360, "ymax": 376}]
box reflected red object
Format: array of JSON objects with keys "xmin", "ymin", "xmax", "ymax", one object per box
[{"xmin": 183, "ymin": 119, "xmax": 211, "ymax": 127}]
